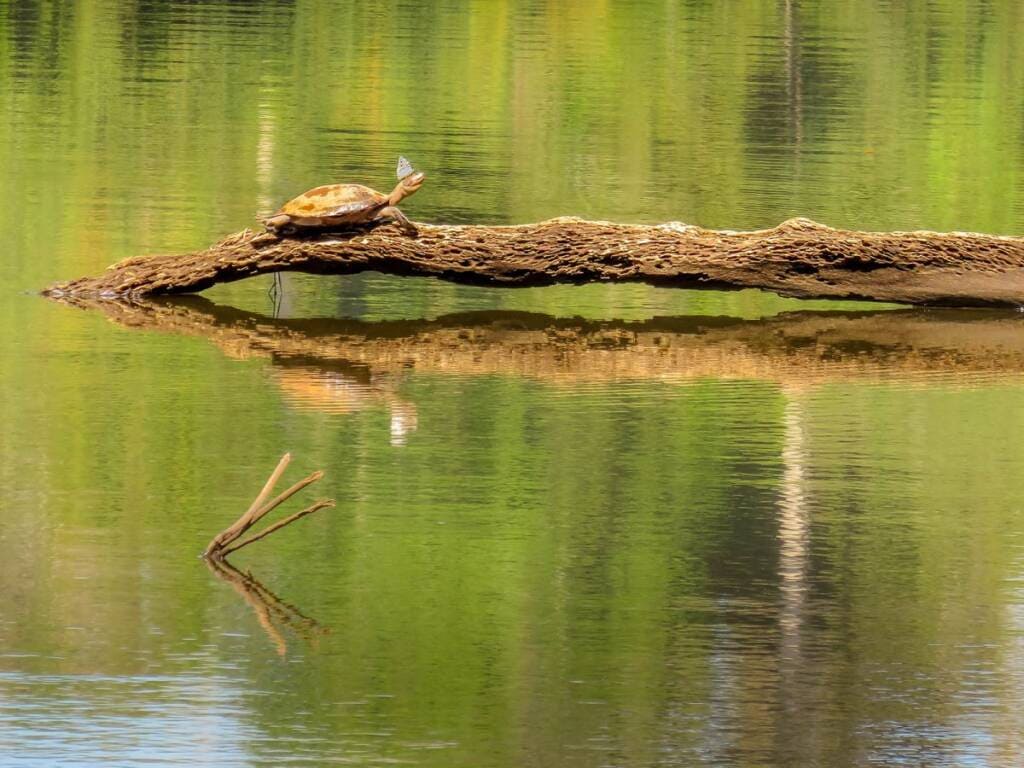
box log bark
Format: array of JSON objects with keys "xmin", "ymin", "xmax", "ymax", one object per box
[{"xmin": 42, "ymin": 217, "xmax": 1024, "ymax": 308}]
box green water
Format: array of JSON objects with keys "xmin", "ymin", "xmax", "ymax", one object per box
[{"xmin": 3, "ymin": 1, "xmax": 1024, "ymax": 765}]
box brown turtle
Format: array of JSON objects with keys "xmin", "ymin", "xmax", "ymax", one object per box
[{"xmin": 264, "ymin": 156, "xmax": 425, "ymax": 236}]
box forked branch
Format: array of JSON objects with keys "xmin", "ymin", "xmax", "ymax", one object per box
[
  {"xmin": 203, "ymin": 453, "xmax": 333, "ymax": 562},
  {"xmin": 221, "ymin": 500, "xmax": 336, "ymax": 557}
]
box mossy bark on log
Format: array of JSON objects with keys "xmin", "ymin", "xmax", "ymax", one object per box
[{"xmin": 43, "ymin": 217, "xmax": 1024, "ymax": 308}]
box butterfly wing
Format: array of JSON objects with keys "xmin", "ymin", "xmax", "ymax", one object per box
[{"xmin": 396, "ymin": 155, "xmax": 415, "ymax": 180}]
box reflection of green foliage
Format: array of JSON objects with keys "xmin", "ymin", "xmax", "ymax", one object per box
[
  {"xmin": 2, "ymin": 0, "xmax": 1023, "ymax": 290},
  {"xmin": 2, "ymin": 1, "xmax": 1024, "ymax": 765},
  {"xmin": 5, "ymin": 306, "xmax": 1024, "ymax": 762}
]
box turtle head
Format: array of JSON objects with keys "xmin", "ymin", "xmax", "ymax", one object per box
[
  {"xmin": 401, "ymin": 170, "xmax": 426, "ymax": 192},
  {"xmin": 390, "ymin": 156, "xmax": 425, "ymax": 204}
]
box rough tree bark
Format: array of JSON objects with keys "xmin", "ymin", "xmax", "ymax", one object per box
[{"xmin": 42, "ymin": 217, "xmax": 1024, "ymax": 308}]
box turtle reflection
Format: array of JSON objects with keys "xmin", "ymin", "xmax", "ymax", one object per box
[{"xmin": 269, "ymin": 360, "xmax": 418, "ymax": 446}]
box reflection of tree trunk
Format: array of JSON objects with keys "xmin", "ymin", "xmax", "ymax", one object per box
[
  {"xmin": 777, "ymin": 391, "xmax": 811, "ymax": 756},
  {"xmin": 256, "ymin": 102, "xmax": 296, "ymax": 317},
  {"xmin": 44, "ymin": 217, "xmax": 1024, "ymax": 307},
  {"xmin": 779, "ymin": 395, "xmax": 809, "ymax": 648},
  {"xmin": 256, "ymin": 104, "xmax": 276, "ymax": 220},
  {"xmin": 206, "ymin": 557, "xmax": 329, "ymax": 656},
  {"xmin": 783, "ymin": 0, "xmax": 803, "ymax": 162},
  {"xmin": 779, "ymin": 394, "xmax": 809, "ymax": 659}
]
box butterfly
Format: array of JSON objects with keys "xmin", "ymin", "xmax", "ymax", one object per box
[{"xmin": 396, "ymin": 155, "xmax": 416, "ymax": 180}]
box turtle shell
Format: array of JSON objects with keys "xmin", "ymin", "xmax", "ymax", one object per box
[{"xmin": 278, "ymin": 183, "xmax": 388, "ymax": 225}]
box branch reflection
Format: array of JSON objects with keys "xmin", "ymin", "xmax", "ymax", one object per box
[{"xmin": 205, "ymin": 557, "xmax": 329, "ymax": 656}]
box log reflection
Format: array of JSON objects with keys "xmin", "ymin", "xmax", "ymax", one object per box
[
  {"xmin": 58, "ymin": 295, "xmax": 1024, "ymax": 391},
  {"xmin": 205, "ymin": 557, "xmax": 329, "ymax": 656}
]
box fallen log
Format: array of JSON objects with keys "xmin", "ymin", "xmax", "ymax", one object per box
[{"xmin": 42, "ymin": 217, "xmax": 1024, "ymax": 308}]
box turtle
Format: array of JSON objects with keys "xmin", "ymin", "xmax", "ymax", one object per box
[{"xmin": 264, "ymin": 156, "xmax": 425, "ymax": 236}]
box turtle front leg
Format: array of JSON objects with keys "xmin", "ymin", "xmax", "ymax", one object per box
[{"xmin": 376, "ymin": 206, "xmax": 418, "ymax": 237}]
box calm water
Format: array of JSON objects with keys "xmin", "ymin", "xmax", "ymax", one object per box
[{"xmin": 3, "ymin": 1, "xmax": 1024, "ymax": 766}]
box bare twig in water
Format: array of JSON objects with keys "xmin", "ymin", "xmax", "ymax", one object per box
[
  {"xmin": 239, "ymin": 471, "xmax": 325, "ymax": 535},
  {"xmin": 203, "ymin": 452, "xmax": 293, "ymax": 557},
  {"xmin": 221, "ymin": 499, "xmax": 336, "ymax": 557},
  {"xmin": 203, "ymin": 453, "xmax": 333, "ymax": 562}
]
